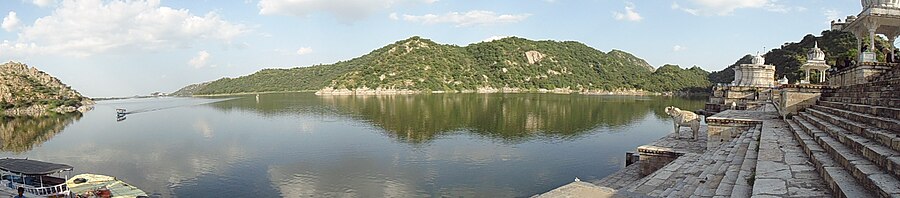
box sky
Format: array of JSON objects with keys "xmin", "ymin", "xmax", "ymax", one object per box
[{"xmin": 0, "ymin": 0, "xmax": 861, "ymax": 97}]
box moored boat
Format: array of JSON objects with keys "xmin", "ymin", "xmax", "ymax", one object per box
[
  {"xmin": 66, "ymin": 174, "xmax": 148, "ymax": 198},
  {"xmin": 0, "ymin": 158, "xmax": 72, "ymax": 197}
]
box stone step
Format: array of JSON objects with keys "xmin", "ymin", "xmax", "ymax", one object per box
[
  {"xmin": 825, "ymin": 79, "xmax": 899, "ymax": 91},
  {"xmin": 786, "ymin": 118, "xmax": 874, "ymax": 198},
  {"xmin": 661, "ymin": 149, "xmax": 728, "ymax": 197},
  {"xmin": 668, "ymin": 127, "xmax": 757, "ymax": 197},
  {"xmin": 810, "ymin": 105, "xmax": 900, "ymax": 133},
  {"xmin": 692, "ymin": 127, "xmax": 756, "ymax": 197},
  {"xmin": 654, "ymin": 127, "xmax": 755, "ymax": 197},
  {"xmin": 794, "ymin": 115, "xmax": 900, "ymax": 197},
  {"xmin": 625, "ymin": 152, "xmax": 702, "ymax": 196},
  {"xmin": 824, "ymin": 86, "xmax": 898, "ymax": 93},
  {"xmin": 820, "ymin": 97, "xmax": 900, "ymax": 109},
  {"xmin": 806, "ymin": 108, "xmax": 900, "ymax": 155},
  {"xmin": 823, "ymin": 91, "xmax": 900, "ymax": 99},
  {"xmin": 728, "ymin": 128, "xmax": 760, "ymax": 197},
  {"xmin": 818, "ymin": 100, "xmax": 900, "ymax": 121},
  {"xmin": 723, "ymin": 127, "xmax": 760, "ymax": 198},
  {"xmin": 802, "ymin": 111, "xmax": 900, "ymax": 181}
]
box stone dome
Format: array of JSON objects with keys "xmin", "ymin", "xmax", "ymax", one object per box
[
  {"xmin": 751, "ymin": 54, "xmax": 765, "ymax": 65},
  {"xmin": 862, "ymin": 0, "xmax": 900, "ymax": 8},
  {"xmin": 808, "ymin": 42, "xmax": 826, "ymax": 61}
]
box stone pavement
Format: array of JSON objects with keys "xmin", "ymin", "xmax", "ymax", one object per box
[
  {"xmin": 751, "ymin": 114, "xmax": 830, "ymax": 197},
  {"xmin": 532, "ymin": 181, "xmax": 648, "ymax": 198}
]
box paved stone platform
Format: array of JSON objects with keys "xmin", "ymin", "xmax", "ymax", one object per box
[
  {"xmin": 537, "ymin": 103, "xmax": 835, "ymax": 197},
  {"xmin": 752, "ymin": 109, "xmax": 831, "ymax": 197},
  {"xmin": 532, "ymin": 181, "xmax": 648, "ymax": 198}
]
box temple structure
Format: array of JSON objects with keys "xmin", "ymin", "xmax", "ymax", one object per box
[
  {"xmin": 706, "ymin": 54, "xmax": 777, "ymax": 114},
  {"xmin": 732, "ymin": 54, "xmax": 776, "ymax": 87},
  {"xmin": 829, "ymin": 0, "xmax": 900, "ymax": 86},
  {"xmin": 800, "ymin": 42, "xmax": 831, "ymax": 84}
]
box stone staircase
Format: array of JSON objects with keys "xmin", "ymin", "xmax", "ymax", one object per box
[
  {"xmin": 624, "ymin": 125, "xmax": 761, "ymax": 197},
  {"xmin": 786, "ymin": 67, "xmax": 900, "ymax": 197}
]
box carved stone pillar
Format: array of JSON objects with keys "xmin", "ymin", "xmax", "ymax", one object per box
[{"xmin": 805, "ymin": 69, "xmax": 811, "ymax": 83}]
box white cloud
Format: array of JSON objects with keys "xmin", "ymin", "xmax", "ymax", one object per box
[
  {"xmin": 673, "ymin": 0, "xmax": 796, "ymax": 16},
  {"xmin": 32, "ymin": 0, "xmax": 55, "ymax": 7},
  {"xmin": 671, "ymin": 2, "xmax": 699, "ymax": 15},
  {"xmin": 397, "ymin": 10, "xmax": 531, "ymax": 27},
  {"xmin": 481, "ymin": 35, "xmax": 512, "ymax": 43},
  {"xmin": 1, "ymin": 0, "xmax": 248, "ymax": 57},
  {"xmin": 258, "ymin": 0, "xmax": 434, "ymax": 22},
  {"xmin": 1, "ymin": 11, "xmax": 21, "ymax": 32},
  {"xmin": 296, "ymin": 47, "xmax": 313, "ymax": 55},
  {"xmin": 673, "ymin": 45, "xmax": 686, "ymax": 52},
  {"xmin": 613, "ymin": 2, "xmax": 642, "ymax": 22},
  {"xmin": 189, "ymin": 50, "xmax": 211, "ymax": 68},
  {"xmin": 388, "ymin": 12, "xmax": 399, "ymax": 20}
]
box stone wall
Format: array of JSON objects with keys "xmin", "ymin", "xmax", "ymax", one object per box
[
  {"xmin": 777, "ymin": 84, "xmax": 826, "ymax": 117},
  {"xmin": 637, "ymin": 145, "xmax": 683, "ymax": 176},
  {"xmin": 828, "ymin": 64, "xmax": 892, "ymax": 87},
  {"xmin": 705, "ymin": 85, "xmax": 774, "ymax": 114},
  {"xmin": 706, "ymin": 117, "xmax": 759, "ymax": 150}
]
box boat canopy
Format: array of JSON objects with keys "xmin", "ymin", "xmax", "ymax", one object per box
[{"xmin": 0, "ymin": 158, "xmax": 73, "ymax": 175}]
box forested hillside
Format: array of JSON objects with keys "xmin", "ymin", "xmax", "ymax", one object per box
[{"xmin": 174, "ymin": 36, "xmax": 712, "ymax": 96}]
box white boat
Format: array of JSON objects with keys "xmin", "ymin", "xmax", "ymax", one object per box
[
  {"xmin": 0, "ymin": 158, "xmax": 72, "ymax": 197},
  {"xmin": 66, "ymin": 174, "xmax": 148, "ymax": 198}
]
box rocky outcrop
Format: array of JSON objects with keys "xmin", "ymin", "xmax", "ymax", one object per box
[
  {"xmin": 0, "ymin": 61, "xmax": 93, "ymax": 117},
  {"xmin": 315, "ymin": 87, "xmax": 420, "ymax": 95},
  {"xmin": 525, "ymin": 51, "xmax": 545, "ymax": 64},
  {"xmin": 170, "ymin": 82, "xmax": 210, "ymax": 96}
]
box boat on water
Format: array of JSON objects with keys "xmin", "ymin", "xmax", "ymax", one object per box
[
  {"xmin": 0, "ymin": 158, "xmax": 147, "ymax": 198},
  {"xmin": 0, "ymin": 158, "xmax": 72, "ymax": 197},
  {"xmin": 66, "ymin": 174, "xmax": 148, "ymax": 198}
]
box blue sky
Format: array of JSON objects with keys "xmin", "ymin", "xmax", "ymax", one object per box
[{"xmin": 0, "ymin": 0, "xmax": 860, "ymax": 97}]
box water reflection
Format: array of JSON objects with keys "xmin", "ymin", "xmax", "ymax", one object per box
[
  {"xmin": 0, "ymin": 114, "xmax": 81, "ymax": 153},
  {"xmin": 210, "ymin": 93, "xmax": 705, "ymax": 143}
]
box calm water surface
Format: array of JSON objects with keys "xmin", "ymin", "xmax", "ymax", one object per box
[{"xmin": 0, "ymin": 93, "xmax": 704, "ymax": 197}]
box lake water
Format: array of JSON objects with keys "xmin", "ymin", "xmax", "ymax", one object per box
[{"xmin": 0, "ymin": 93, "xmax": 704, "ymax": 197}]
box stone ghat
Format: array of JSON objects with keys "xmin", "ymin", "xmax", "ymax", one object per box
[{"xmin": 535, "ymin": 104, "xmax": 833, "ymax": 197}]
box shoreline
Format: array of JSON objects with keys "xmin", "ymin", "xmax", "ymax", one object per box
[{"xmin": 177, "ymin": 89, "xmax": 708, "ymax": 97}]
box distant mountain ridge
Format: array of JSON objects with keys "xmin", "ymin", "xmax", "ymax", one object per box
[
  {"xmin": 173, "ymin": 36, "xmax": 711, "ymax": 96},
  {"xmin": 0, "ymin": 62, "xmax": 93, "ymax": 116}
]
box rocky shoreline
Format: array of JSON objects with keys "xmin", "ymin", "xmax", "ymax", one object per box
[
  {"xmin": 2, "ymin": 101, "xmax": 95, "ymax": 117},
  {"xmin": 313, "ymin": 87, "xmax": 705, "ymax": 96}
]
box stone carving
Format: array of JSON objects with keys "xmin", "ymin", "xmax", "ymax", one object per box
[
  {"xmin": 665, "ymin": 106, "xmax": 701, "ymax": 139},
  {"xmin": 525, "ymin": 51, "xmax": 545, "ymax": 64}
]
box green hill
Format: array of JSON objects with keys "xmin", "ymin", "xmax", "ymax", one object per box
[
  {"xmin": 710, "ymin": 30, "xmax": 887, "ymax": 84},
  {"xmin": 174, "ymin": 36, "xmax": 711, "ymax": 96},
  {"xmin": 1, "ymin": 62, "xmax": 93, "ymax": 116}
]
